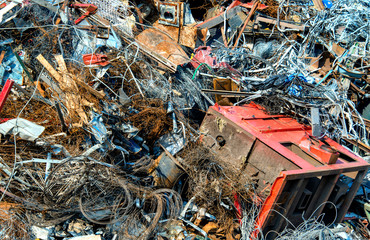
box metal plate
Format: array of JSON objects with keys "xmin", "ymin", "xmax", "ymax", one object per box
[{"xmin": 158, "ymin": 2, "xmax": 182, "ymax": 27}]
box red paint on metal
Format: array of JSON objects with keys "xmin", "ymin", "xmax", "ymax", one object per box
[
  {"xmin": 190, "ymin": 46, "xmax": 217, "ymax": 69},
  {"xmin": 299, "ymin": 136, "xmax": 339, "ymax": 164},
  {"xmin": 69, "ymin": 3, "xmax": 98, "ymax": 25},
  {"xmin": 253, "ymin": 175, "xmax": 286, "ymax": 238},
  {"xmin": 234, "ymin": 192, "xmax": 243, "ymax": 224},
  {"xmin": 0, "ymin": 79, "xmax": 14, "ymax": 113},
  {"xmin": 83, "ymin": 54, "xmax": 110, "ymax": 66},
  {"xmin": 207, "ymin": 103, "xmax": 369, "ymax": 237},
  {"xmin": 195, "ymin": 0, "xmax": 268, "ymax": 28},
  {"xmin": 0, "ymin": 118, "xmax": 11, "ymax": 123},
  {"xmin": 210, "ymin": 103, "xmax": 368, "ymax": 169}
]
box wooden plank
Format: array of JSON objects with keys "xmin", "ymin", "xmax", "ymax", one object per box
[
  {"xmin": 54, "ymin": 55, "xmax": 88, "ymax": 124},
  {"xmin": 75, "ymin": 78, "xmax": 105, "ymax": 99},
  {"xmin": 36, "ymin": 54, "xmax": 63, "ymax": 83},
  {"xmin": 54, "ymin": 55, "xmax": 80, "ymax": 92},
  {"xmin": 255, "ymin": 16, "xmax": 306, "ymax": 31},
  {"xmin": 0, "ymin": 50, "xmax": 6, "ymax": 65},
  {"xmin": 54, "ymin": 54, "xmax": 67, "ymax": 72},
  {"xmin": 312, "ymin": 0, "xmax": 325, "ymax": 10},
  {"xmin": 38, "ymin": 54, "xmax": 89, "ymax": 125}
]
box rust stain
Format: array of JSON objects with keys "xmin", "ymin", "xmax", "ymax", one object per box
[{"xmin": 135, "ymin": 28, "xmax": 189, "ymax": 66}]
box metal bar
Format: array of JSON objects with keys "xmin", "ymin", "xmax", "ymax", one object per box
[
  {"xmin": 344, "ymin": 138, "xmax": 370, "ymax": 153},
  {"xmin": 242, "ymin": 138, "xmax": 257, "ymax": 170},
  {"xmin": 196, "ymin": 6, "xmax": 241, "ymax": 29},
  {"xmin": 10, "ymin": 46, "xmax": 34, "ymax": 82},
  {"xmin": 0, "ymin": 79, "xmax": 14, "ymax": 113},
  {"xmin": 15, "ymin": 158, "xmax": 63, "ymax": 165},
  {"xmin": 232, "ymin": 0, "xmax": 260, "ymax": 50},
  {"xmin": 202, "ymin": 89, "xmax": 253, "ymax": 96},
  {"xmin": 273, "ymin": 178, "xmax": 306, "ymax": 233},
  {"xmin": 285, "ymin": 179, "xmax": 310, "ymax": 217},
  {"xmin": 336, "ymin": 170, "xmax": 367, "ymax": 223},
  {"xmin": 283, "ymin": 163, "xmax": 369, "ymax": 180},
  {"xmin": 352, "ymin": 115, "xmax": 370, "ymax": 128},
  {"xmin": 253, "ymin": 175, "xmax": 287, "ymax": 238},
  {"xmin": 304, "ymin": 174, "xmax": 340, "ymax": 219},
  {"xmin": 255, "ymin": 16, "xmax": 306, "ymax": 31},
  {"xmin": 315, "ymin": 69, "xmax": 333, "ymax": 86},
  {"xmin": 55, "ymin": 101, "xmax": 68, "ymax": 132},
  {"xmin": 119, "ymin": 32, "xmax": 177, "ymax": 73}
]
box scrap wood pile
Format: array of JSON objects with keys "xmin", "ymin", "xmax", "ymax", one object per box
[{"xmin": 0, "ymin": 0, "xmax": 369, "ymax": 239}]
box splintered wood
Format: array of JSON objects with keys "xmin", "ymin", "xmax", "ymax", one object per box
[{"xmin": 36, "ymin": 54, "xmax": 92, "ymax": 125}]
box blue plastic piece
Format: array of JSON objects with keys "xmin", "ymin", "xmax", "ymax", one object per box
[
  {"xmin": 286, "ymin": 74, "xmax": 316, "ymax": 97},
  {"xmin": 322, "ymin": 0, "xmax": 333, "ymax": 9}
]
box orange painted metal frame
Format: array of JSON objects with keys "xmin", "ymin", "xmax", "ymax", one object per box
[{"xmin": 208, "ymin": 103, "xmax": 369, "ymax": 238}]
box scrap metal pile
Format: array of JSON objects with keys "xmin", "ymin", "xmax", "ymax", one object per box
[{"xmin": 0, "ymin": 0, "xmax": 370, "ymax": 239}]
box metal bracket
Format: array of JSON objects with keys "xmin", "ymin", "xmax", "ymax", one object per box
[{"xmin": 158, "ymin": 1, "xmax": 182, "ymax": 27}]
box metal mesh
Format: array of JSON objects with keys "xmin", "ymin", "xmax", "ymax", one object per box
[
  {"xmin": 80, "ymin": 0, "xmax": 129, "ymax": 24},
  {"xmin": 79, "ymin": 0, "xmax": 134, "ymax": 35}
]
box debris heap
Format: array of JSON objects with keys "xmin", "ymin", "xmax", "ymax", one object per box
[{"xmin": 0, "ymin": 0, "xmax": 369, "ymax": 239}]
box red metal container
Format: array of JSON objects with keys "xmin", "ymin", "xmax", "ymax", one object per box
[{"xmin": 200, "ymin": 103, "xmax": 369, "ymax": 239}]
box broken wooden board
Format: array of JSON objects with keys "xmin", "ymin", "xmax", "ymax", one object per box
[
  {"xmin": 36, "ymin": 54, "xmax": 89, "ymax": 125},
  {"xmin": 55, "ymin": 55, "xmax": 89, "ymax": 124},
  {"xmin": 74, "ymin": 77, "xmax": 105, "ymax": 99},
  {"xmin": 36, "ymin": 54, "xmax": 63, "ymax": 82},
  {"xmin": 254, "ymin": 15, "xmax": 306, "ymax": 31}
]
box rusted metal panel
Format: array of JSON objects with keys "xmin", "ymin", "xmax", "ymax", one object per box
[
  {"xmin": 135, "ymin": 28, "xmax": 189, "ymax": 67},
  {"xmin": 213, "ymin": 78, "xmax": 239, "ymax": 103},
  {"xmin": 200, "ymin": 110, "xmax": 256, "ymax": 172},
  {"xmin": 153, "ymin": 21, "xmax": 197, "ymax": 49},
  {"xmin": 244, "ymin": 139, "xmax": 300, "ymax": 192}
]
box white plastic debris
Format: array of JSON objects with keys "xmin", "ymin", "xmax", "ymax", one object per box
[
  {"xmin": 0, "ymin": 118, "xmax": 45, "ymax": 141},
  {"xmin": 31, "ymin": 226, "xmax": 53, "ymax": 240}
]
